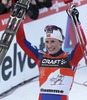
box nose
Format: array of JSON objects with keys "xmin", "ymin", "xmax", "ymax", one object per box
[{"xmin": 47, "ymin": 42, "xmax": 52, "ymax": 48}]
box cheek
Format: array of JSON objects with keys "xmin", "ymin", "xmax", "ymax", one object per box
[
  {"xmin": 45, "ymin": 44, "xmax": 48, "ymax": 49},
  {"xmin": 55, "ymin": 43, "xmax": 61, "ymax": 49},
  {"xmin": 55, "ymin": 42, "xmax": 60, "ymax": 47}
]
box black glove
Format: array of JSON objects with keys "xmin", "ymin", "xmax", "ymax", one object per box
[
  {"xmin": 72, "ymin": 8, "xmax": 79, "ymax": 25},
  {"xmin": 67, "ymin": 5, "xmax": 80, "ymax": 25},
  {"xmin": 72, "ymin": 6, "xmax": 79, "ymax": 18}
]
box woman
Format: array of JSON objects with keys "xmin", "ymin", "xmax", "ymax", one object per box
[{"xmin": 16, "ymin": 7, "xmax": 86, "ymax": 100}]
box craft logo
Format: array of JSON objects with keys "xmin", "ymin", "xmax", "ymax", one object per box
[{"xmin": 41, "ymin": 58, "xmax": 68, "ymax": 67}]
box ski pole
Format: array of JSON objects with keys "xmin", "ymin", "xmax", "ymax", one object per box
[
  {"xmin": 70, "ymin": 6, "xmax": 87, "ymax": 64},
  {"xmin": 64, "ymin": 0, "xmax": 87, "ymax": 64}
]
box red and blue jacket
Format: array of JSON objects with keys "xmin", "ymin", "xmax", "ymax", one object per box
[{"xmin": 16, "ymin": 22, "xmax": 86, "ymax": 100}]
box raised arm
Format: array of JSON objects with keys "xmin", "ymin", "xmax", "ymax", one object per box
[
  {"xmin": 16, "ymin": 22, "xmax": 43, "ymax": 65},
  {"xmin": 67, "ymin": 5, "xmax": 87, "ymax": 66}
]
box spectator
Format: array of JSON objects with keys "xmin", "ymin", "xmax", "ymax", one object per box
[
  {"xmin": 0, "ymin": 0, "xmax": 13, "ymax": 14},
  {"xmin": 27, "ymin": 0, "xmax": 52, "ymax": 20}
]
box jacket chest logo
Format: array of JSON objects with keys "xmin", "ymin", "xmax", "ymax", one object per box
[{"xmin": 40, "ymin": 57, "xmax": 71, "ymax": 68}]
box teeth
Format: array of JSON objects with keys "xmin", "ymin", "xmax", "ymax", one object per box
[{"xmin": 48, "ymin": 49, "xmax": 53, "ymax": 51}]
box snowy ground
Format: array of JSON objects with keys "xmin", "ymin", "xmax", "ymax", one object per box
[{"xmin": 0, "ymin": 61, "xmax": 87, "ymax": 100}]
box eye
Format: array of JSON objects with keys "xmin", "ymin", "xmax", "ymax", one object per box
[
  {"xmin": 45, "ymin": 40, "xmax": 49, "ymax": 43},
  {"xmin": 51, "ymin": 40, "xmax": 55, "ymax": 43}
]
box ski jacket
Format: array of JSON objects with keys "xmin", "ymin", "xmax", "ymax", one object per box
[{"xmin": 16, "ymin": 22, "xmax": 86, "ymax": 100}]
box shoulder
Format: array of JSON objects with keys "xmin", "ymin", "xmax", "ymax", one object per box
[{"xmin": 38, "ymin": 49, "xmax": 46, "ymax": 54}]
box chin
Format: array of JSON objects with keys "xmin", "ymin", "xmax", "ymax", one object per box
[{"xmin": 49, "ymin": 52, "xmax": 55, "ymax": 55}]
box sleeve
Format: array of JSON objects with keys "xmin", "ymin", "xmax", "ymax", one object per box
[
  {"xmin": 16, "ymin": 22, "xmax": 43, "ymax": 64},
  {"xmin": 76, "ymin": 23, "xmax": 87, "ymax": 47},
  {"xmin": 68, "ymin": 23, "xmax": 87, "ymax": 67},
  {"xmin": 68, "ymin": 43, "xmax": 83, "ymax": 67}
]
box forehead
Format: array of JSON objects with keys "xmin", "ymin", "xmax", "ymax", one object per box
[{"xmin": 45, "ymin": 38, "xmax": 58, "ymax": 41}]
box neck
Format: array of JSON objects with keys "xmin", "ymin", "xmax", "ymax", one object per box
[{"xmin": 50, "ymin": 49, "xmax": 64, "ymax": 57}]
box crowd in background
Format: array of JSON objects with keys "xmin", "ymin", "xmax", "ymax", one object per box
[{"xmin": 0, "ymin": 0, "xmax": 52, "ymax": 20}]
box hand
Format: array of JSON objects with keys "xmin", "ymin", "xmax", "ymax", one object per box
[
  {"xmin": 66, "ymin": 4, "xmax": 80, "ymax": 25},
  {"xmin": 71, "ymin": 5, "xmax": 79, "ymax": 20}
]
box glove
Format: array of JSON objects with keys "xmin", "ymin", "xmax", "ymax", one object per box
[
  {"xmin": 67, "ymin": 5, "xmax": 80, "ymax": 25},
  {"xmin": 72, "ymin": 5, "xmax": 79, "ymax": 19},
  {"xmin": 72, "ymin": 8, "xmax": 80, "ymax": 25}
]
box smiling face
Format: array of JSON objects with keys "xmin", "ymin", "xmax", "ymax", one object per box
[{"xmin": 45, "ymin": 38, "xmax": 62, "ymax": 55}]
